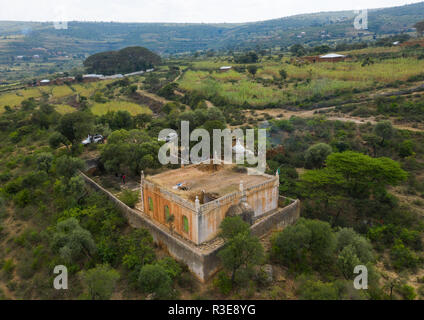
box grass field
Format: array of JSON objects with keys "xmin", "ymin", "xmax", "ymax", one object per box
[
  {"xmin": 51, "ymin": 85, "xmax": 74, "ymax": 98},
  {"xmin": 178, "ymin": 54, "xmax": 424, "ymax": 107},
  {"xmin": 0, "ymin": 87, "xmax": 43, "ymax": 112},
  {"xmin": 91, "ymin": 100, "xmax": 152, "ymax": 116},
  {"xmin": 55, "ymin": 104, "xmax": 76, "ymax": 114},
  {"xmin": 178, "ymin": 69, "xmax": 370, "ymax": 107},
  {"xmin": 261, "ymin": 57, "xmax": 424, "ymax": 83}
]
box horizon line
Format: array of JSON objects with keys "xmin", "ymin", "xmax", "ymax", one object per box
[{"xmin": 0, "ymin": 2, "xmax": 420, "ymax": 25}]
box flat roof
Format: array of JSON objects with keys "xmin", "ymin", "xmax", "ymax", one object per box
[
  {"xmin": 319, "ymin": 53, "xmax": 346, "ymax": 58},
  {"xmin": 146, "ymin": 163, "xmax": 273, "ymax": 201}
]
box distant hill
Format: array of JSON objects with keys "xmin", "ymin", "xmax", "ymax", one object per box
[
  {"xmin": 0, "ymin": 2, "xmax": 423, "ymax": 58},
  {"xmin": 83, "ymin": 46, "xmax": 161, "ymax": 75}
]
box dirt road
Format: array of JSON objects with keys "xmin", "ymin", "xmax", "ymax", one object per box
[{"xmin": 253, "ymin": 107, "xmax": 424, "ymax": 133}]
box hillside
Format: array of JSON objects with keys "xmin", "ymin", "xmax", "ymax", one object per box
[
  {"xmin": 0, "ymin": 2, "xmax": 423, "ymax": 59},
  {"xmin": 2, "ymin": 37, "xmax": 424, "ymax": 300}
]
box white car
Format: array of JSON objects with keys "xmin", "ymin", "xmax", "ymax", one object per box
[
  {"xmin": 92, "ymin": 134, "xmax": 104, "ymax": 143},
  {"xmin": 82, "ymin": 134, "xmax": 104, "ymax": 145}
]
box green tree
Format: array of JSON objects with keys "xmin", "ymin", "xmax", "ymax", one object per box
[
  {"xmin": 55, "ymin": 155, "xmax": 85, "ymax": 180},
  {"xmin": 324, "ymin": 151, "xmax": 407, "ymax": 199},
  {"xmin": 119, "ymin": 229, "xmax": 155, "ymax": 273},
  {"xmin": 290, "ymin": 44, "xmax": 306, "ymax": 56},
  {"xmin": 271, "ymin": 218, "xmax": 336, "ymax": 272},
  {"xmin": 374, "ymin": 121, "xmax": 394, "ymax": 146},
  {"xmin": 337, "ymin": 245, "xmax": 361, "ymax": 280},
  {"xmin": 81, "ymin": 264, "xmax": 120, "ymax": 300},
  {"xmin": 304, "ymin": 143, "xmax": 332, "ymax": 168},
  {"xmin": 297, "ymin": 278, "xmax": 339, "ymax": 300},
  {"xmin": 279, "ymin": 69, "xmax": 287, "ymax": 80},
  {"xmin": 218, "ymin": 216, "xmax": 264, "ymax": 284},
  {"xmin": 49, "ymin": 132, "xmax": 70, "ymax": 150},
  {"xmin": 398, "ymin": 140, "xmax": 415, "ymax": 158},
  {"xmin": 138, "ymin": 264, "xmax": 173, "ymax": 299},
  {"xmin": 111, "ymin": 110, "xmax": 133, "ymax": 130},
  {"xmin": 247, "ymin": 65, "xmax": 258, "ymax": 77},
  {"xmin": 36, "ymin": 152, "xmax": 53, "ymax": 172},
  {"xmin": 336, "ymin": 228, "xmax": 374, "ymax": 265},
  {"xmin": 100, "ymin": 129, "xmax": 161, "ymax": 175},
  {"xmin": 57, "ymin": 111, "xmax": 94, "ymax": 145},
  {"xmin": 119, "ymin": 189, "xmax": 139, "ymax": 208},
  {"xmin": 51, "ymin": 218, "xmax": 96, "ymax": 263},
  {"xmin": 390, "ymin": 239, "xmax": 419, "ymax": 270}
]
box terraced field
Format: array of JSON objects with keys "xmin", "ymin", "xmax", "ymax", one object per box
[{"xmin": 91, "ymin": 100, "xmax": 152, "ymax": 116}]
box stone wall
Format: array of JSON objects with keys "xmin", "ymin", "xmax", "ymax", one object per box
[
  {"xmin": 79, "ymin": 172, "xmax": 300, "ymax": 282},
  {"xmin": 251, "ymin": 198, "xmax": 300, "ymax": 238}
]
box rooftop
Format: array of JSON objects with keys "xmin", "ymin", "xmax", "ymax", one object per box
[
  {"xmin": 319, "ymin": 53, "xmax": 346, "ymax": 58},
  {"xmin": 146, "ymin": 163, "xmax": 273, "ymax": 202}
]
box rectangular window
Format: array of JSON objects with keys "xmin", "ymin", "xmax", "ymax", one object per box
[
  {"xmin": 164, "ymin": 205, "xmax": 170, "ymax": 220},
  {"xmin": 182, "ymin": 216, "xmax": 189, "ymax": 233},
  {"xmin": 148, "ymin": 197, "xmax": 153, "ymax": 212}
]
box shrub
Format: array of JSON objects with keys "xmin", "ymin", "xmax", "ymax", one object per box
[
  {"xmin": 13, "ymin": 189, "xmax": 31, "ymax": 208},
  {"xmin": 304, "ymin": 143, "xmax": 332, "ymax": 168},
  {"xmin": 2, "ymin": 259, "xmax": 15, "ymax": 276},
  {"xmin": 119, "ymin": 189, "xmax": 139, "ymax": 208},
  {"xmin": 271, "ymin": 218, "xmax": 336, "ymax": 272},
  {"xmin": 297, "ymin": 277, "xmax": 339, "ymax": 300},
  {"xmin": 390, "ymin": 240, "xmax": 420, "ymax": 270},
  {"xmin": 396, "ymin": 284, "xmax": 416, "ymax": 300},
  {"xmin": 138, "ymin": 264, "xmax": 173, "ymax": 299},
  {"xmin": 156, "ymin": 257, "xmax": 182, "ymax": 280},
  {"xmin": 213, "ymin": 271, "xmax": 232, "ymax": 295},
  {"xmin": 81, "ymin": 264, "xmax": 120, "ymax": 300}
]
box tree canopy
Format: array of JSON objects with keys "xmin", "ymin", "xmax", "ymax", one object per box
[{"xmin": 84, "ymin": 46, "xmax": 161, "ymax": 75}]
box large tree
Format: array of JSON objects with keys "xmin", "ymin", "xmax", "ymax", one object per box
[
  {"xmin": 57, "ymin": 111, "xmax": 94, "ymax": 145},
  {"xmin": 271, "ymin": 218, "xmax": 336, "ymax": 272},
  {"xmin": 51, "ymin": 218, "xmax": 96, "ymax": 263},
  {"xmin": 299, "ymin": 151, "xmax": 407, "ymax": 225},
  {"xmin": 218, "ymin": 217, "xmax": 264, "ymax": 284}
]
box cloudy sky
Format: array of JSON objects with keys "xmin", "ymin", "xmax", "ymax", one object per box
[{"xmin": 0, "ymin": 0, "xmax": 422, "ymax": 23}]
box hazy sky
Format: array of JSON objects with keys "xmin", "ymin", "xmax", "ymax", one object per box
[{"xmin": 0, "ymin": 0, "xmax": 422, "ymax": 23}]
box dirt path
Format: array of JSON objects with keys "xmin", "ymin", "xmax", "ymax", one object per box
[
  {"xmin": 205, "ymin": 100, "xmax": 214, "ymax": 108},
  {"xmin": 136, "ymin": 89, "xmax": 171, "ymax": 105},
  {"xmin": 253, "ymin": 107, "xmax": 424, "ymax": 133}
]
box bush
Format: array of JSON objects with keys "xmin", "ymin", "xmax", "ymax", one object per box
[
  {"xmin": 2, "ymin": 259, "xmax": 15, "ymax": 276},
  {"xmin": 271, "ymin": 218, "xmax": 336, "ymax": 272},
  {"xmin": 213, "ymin": 271, "xmax": 232, "ymax": 295},
  {"xmin": 138, "ymin": 264, "xmax": 173, "ymax": 299},
  {"xmin": 305, "ymin": 143, "xmax": 332, "ymax": 168},
  {"xmin": 390, "ymin": 240, "xmax": 420, "ymax": 270},
  {"xmin": 156, "ymin": 257, "xmax": 182, "ymax": 280},
  {"xmin": 119, "ymin": 189, "xmax": 139, "ymax": 208},
  {"xmin": 14, "ymin": 189, "xmax": 31, "ymax": 208},
  {"xmin": 396, "ymin": 284, "xmax": 416, "ymax": 300},
  {"xmin": 297, "ymin": 277, "xmax": 339, "ymax": 300},
  {"xmin": 81, "ymin": 264, "xmax": 120, "ymax": 300}
]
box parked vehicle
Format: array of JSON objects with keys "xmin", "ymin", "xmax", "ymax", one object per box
[{"xmin": 82, "ymin": 134, "xmax": 104, "ymax": 145}]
